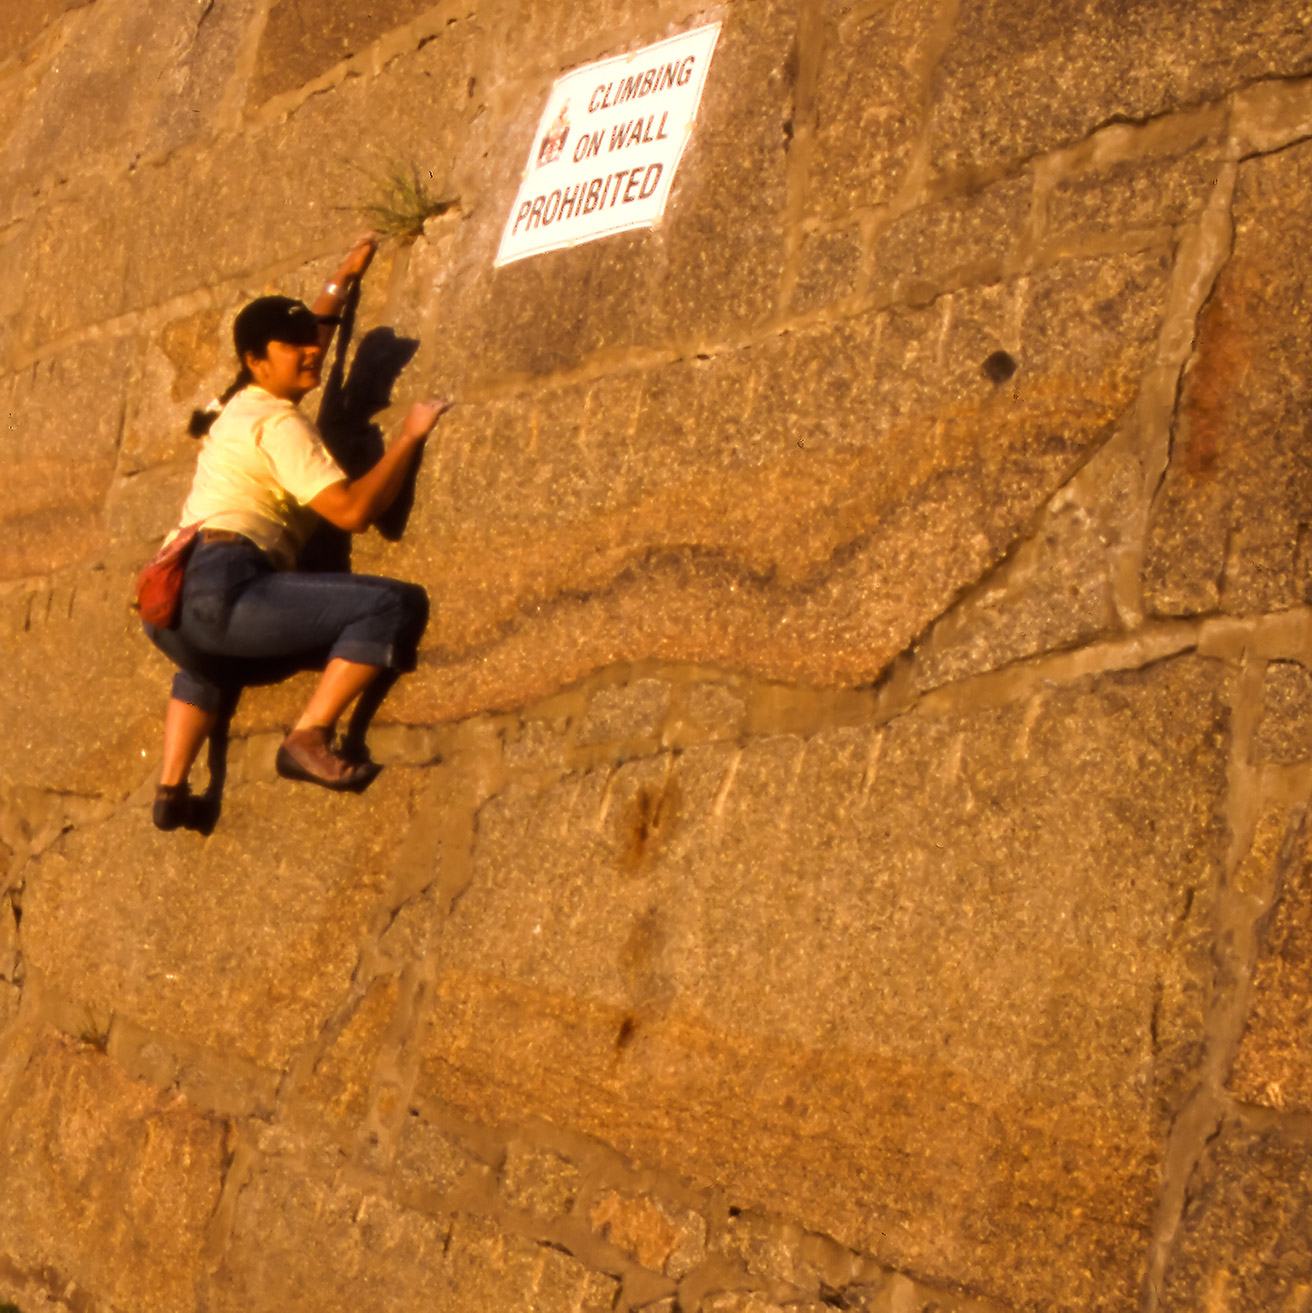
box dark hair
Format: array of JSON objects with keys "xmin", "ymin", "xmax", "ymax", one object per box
[{"xmin": 187, "ymin": 365, "xmax": 253, "ymax": 437}]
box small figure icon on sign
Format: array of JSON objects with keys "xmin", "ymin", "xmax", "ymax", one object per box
[
  {"xmin": 535, "ymin": 102, "xmax": 572, "ymax": 166},
  {"xmin": 537, "ymin": 102, "xmax": 570, "ymax": 167}
]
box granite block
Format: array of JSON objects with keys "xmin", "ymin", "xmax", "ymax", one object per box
[
  {"xmin": 501, "ymin": 1143, "xmax": 583, "ymax": 1217},
  {"xmin": 416, "ymin": 657, "xmax": 1227, "ymax": 1309},
  {"xmin": 361, "ymin": 250, "xmax": 1170, "ymax": 723},
  {"xmin": 1159, "ymin": 1119, "xmax": 1312, "ymax": 1312},
  {"xmin": 252, "ymin": 0, "xmax": 438, "ymax": 103},
  {"xmin": 1145, "ymin": 142, "xmax": 1312, "ymax": 616},
  {"xmin": 0, "ymin": 1032, "xmax": 225, "ymax": 1313},
  {"xmin": 790, "ymin": 225, "xmax": 862, "ymax": 315},
  {"xmin": 807, "ymin": 0, "xmax": 939, "ymax": 215},
  {"xmin": 1253, "ymin": 661, "xmax": 1312, "ymax": 765},
  {"xmin": 22, "ymin": 771, "xmax": 421, "ymax": 1071},
  {"xmin": 1230, "ymin": 823, "xmax": 1312, "ymax": 1113},
  {"xmin": 205, "ymin": 1163, "xmax": 451, "ymax": 1311},
  {"xmin": 928, "ymin": 0, "xmax": 1312, "ymax": 184}
]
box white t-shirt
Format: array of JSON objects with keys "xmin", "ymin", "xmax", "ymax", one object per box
[{"xmin": 178, "ymin": 385, "xmax": 346, "ymax": 569}]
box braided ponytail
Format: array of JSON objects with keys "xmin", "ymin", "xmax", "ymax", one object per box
[{"xmin": 187, "ymin": 364, "xmax": 253, "ymax": 437}]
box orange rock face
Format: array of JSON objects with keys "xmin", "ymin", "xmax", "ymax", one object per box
[{"xmin": 3, "ymin": 2, "xmax": 1312, "ymax": 1312}]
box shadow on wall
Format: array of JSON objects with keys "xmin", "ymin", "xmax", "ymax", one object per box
[{"xmin": 305, "ymin": 284, "xmax": 422, "ymax": 573}]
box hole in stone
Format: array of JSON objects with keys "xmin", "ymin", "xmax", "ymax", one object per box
[{"xmin": 981, "ymin": 350, "xmax": 1018, "ymax": 384}]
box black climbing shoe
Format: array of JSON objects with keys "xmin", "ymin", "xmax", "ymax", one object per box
[{"xmin": 153, "ymin": 782, "xmax": 192, "ymax": 831}]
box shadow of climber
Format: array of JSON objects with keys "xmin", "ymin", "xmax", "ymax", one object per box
[{"xmin": 302, "ymin": 287, "xmax": 422, "ymax": 572}]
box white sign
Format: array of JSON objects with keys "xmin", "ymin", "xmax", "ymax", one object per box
[{"xmin": 495, "ymin": 22, "xmax": 721, "ymax": 267}]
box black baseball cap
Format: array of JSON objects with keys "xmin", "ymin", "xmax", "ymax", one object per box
[{"xmin": 233, "ymin": 295, "xmax": 337, "ymax": 358}]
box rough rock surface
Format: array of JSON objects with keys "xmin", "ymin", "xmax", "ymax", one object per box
[
  {"xmin": 1230, "ymin": 820, "xmax": 1312, "ymax": 1113},
  {"xmin": 1158, "ymin": 1119, "xmax": 1312, "ymax": 1312},
  {"xmin": 418, "ymin": 658, "xmax": 1225, "ymax": 1309},
  {"xmin": 3, "ymin": 2, "xmax": 1312, "ymax": 1311},
  {"xmin": 1145, "ymin": 139, "xmax": 1312, "ymax": 617},
  {"xmin": 22, "ymin": 771, "xmax": 423, "ymax": 1070},
  {"xmin": 0, "ymin": 1032, "xmax": 226, "ymax": 1313}
]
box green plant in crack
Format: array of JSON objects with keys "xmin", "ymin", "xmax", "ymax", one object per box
[{"xmin": 354, "ymin": 158, "xmax": 459, "ymax": 239}]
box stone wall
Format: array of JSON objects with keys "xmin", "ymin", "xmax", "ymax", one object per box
[{"xmin": 2, "ymin": 1, "xmax": 1312, "ymax": 1309}]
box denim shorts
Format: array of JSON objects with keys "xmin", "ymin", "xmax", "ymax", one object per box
[{"xmin": 143, "ymin": 537, "xmax": 429, "ymax": 714}]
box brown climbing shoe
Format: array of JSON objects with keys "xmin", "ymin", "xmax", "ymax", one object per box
[{"xmin": 275, "ymin": 725, "xmax": 369, "ymax": 790}]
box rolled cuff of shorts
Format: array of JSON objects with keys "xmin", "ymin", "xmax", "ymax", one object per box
[
  {"xmin": 323, "ymin": 579, "xmax": 427, "ymax": 673},
  {"xmin": 328, "ymin": 637, "xmax": 403, "ymax": 671},
  {"xmin": 170, "ymin": 668, "xmax": 224, "ymax": 714}
]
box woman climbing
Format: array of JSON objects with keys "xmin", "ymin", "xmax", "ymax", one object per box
[{"xmin": 142, "ymin": 232, "xmax": 446, "ymax": 830}]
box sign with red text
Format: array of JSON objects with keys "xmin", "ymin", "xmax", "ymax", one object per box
[{"xmin": 495, "ymin": 22, "xmax": 721, "ymax": 266}]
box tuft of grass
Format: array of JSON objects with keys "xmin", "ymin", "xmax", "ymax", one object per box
[
  {"xmin": 2, "ymin": 1302, "xmax": 25, "ymax": 1313},
  {"xmin": 355, "ymin": 159, "xmax": 459, "ymax": 239},
  {"xmin": 76, "ymin": 1004, "xmax": 110, "ymax": 1053}
]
